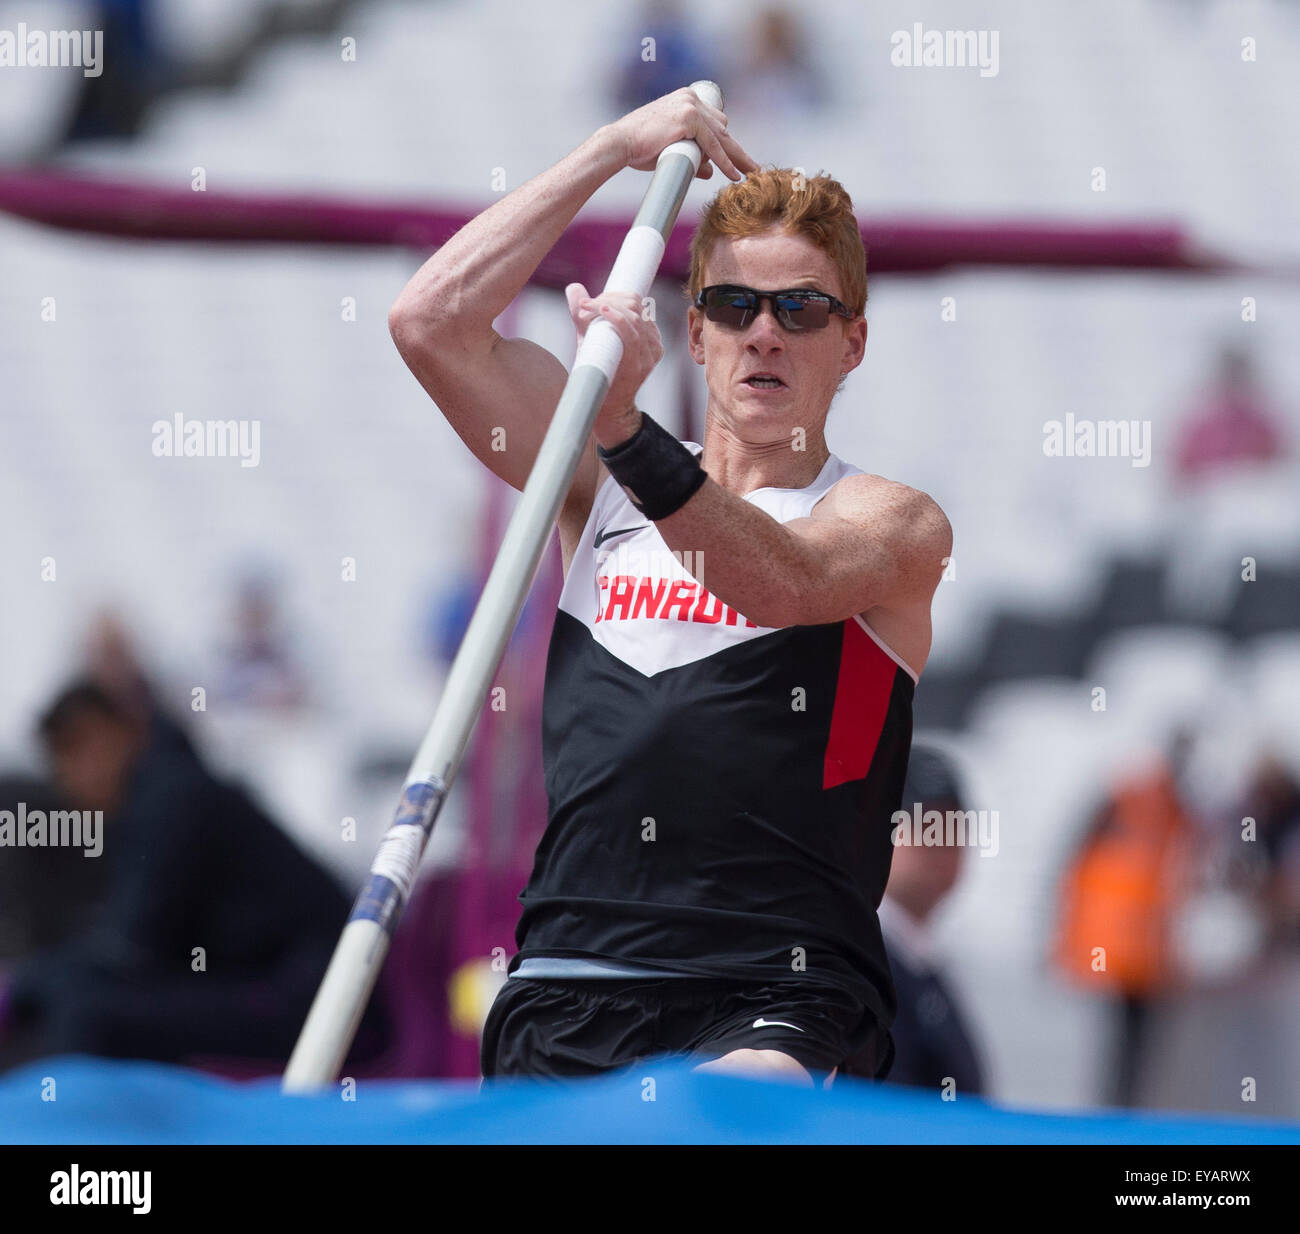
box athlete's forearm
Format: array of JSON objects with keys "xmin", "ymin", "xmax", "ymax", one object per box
[
  {"xmin": 389, "ymin": 126, "xmax": 628, "ymax": 337},
  {"xmin": 655, "ymin": 478, "xmax": 812, "ymax": 629},
  {"xmin": 655, "ymin": 469, "xmax": 948, "ymax": 630}
]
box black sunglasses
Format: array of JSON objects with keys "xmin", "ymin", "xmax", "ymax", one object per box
[{"xmin": 694, "ymin": 284, "xmax": 855, "ymax": 331}]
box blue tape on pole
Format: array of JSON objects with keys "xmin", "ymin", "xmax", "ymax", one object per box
[
  {"xmin": 349, "ymin": 873, "xmax": 402, "ymax": 934},
  {"xmin": 347, "ymin": 779, "xmax": 447, "ymax": 934},
  {"xmin": 394, "ymin": 778, "xmax": 443, "ymax": 832}
]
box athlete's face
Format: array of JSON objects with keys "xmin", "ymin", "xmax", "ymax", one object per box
[{"xmin": 687, "ymin": 226, "xmax": 867, "ymax": 433}]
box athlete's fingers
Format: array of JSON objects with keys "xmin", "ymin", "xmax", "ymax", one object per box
[
  {"xmin": 695, "ymin": 124, "xmax": 742, "ymax": 182},
  {"xmin": 597, "ymin": 302, "xmax": 660, "ymax": 367},
  {"xmin": 565, "ymin": 282, "xmax": 594, "ymax": 325},
  {"xmin": 716, "ymin": 127, "xmax": 759, "ymax": 175},
  {"xmin": 702, "ymin": 101, "xmax": 727, "ymax": 128},
  {"xmin": 694, "ymin": 99, "xmax": 756, "ymax": 177},
  {"xmin": 593, "ymin": 294, "xmax": 646, "ymax": 329},
  {"xmin": 597, "ymin": 290, "xmax": 641, "ymax": 315},
  {"xmin": 597, "ymin": 302, "xmax": 638, "ymax": 335}
]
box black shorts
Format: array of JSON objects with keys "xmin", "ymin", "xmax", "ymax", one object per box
[{"xmin": 480, "ymin": 975, "xmax": 893, "ymax": 1082}]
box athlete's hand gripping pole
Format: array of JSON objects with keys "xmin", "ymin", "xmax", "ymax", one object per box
[{"xmin": 282, "ymin": 81, "xmax": 725, "ymax": 1092}]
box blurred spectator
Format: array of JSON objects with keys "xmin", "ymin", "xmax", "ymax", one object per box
[
  {"xmin": 0, "ymin": 775, "xmax": 109, "ymax": 962},
  {"xmin": 1173, "ymin": 345, "xmax": 1288, "ymax": 487},
  {"xmin": 1052, "ymin": 730, "xmax": 1198, "ymax": 1107},
  {"xmin": 83, "ymin": 608, "xmax": 158, "ymax": 724},
  {"xmin": 721, "ymin": 6, "xmax": 827, "ymax": 121},
  {"xmin": 215, "ymin": 570, "xmax": 307, "ymax": 709},
  {"xmin": 423, "ymin": 568, "xmax": 551, "ymax": 672},
  {"xmin": 841, "ymin": 743, "xmax": 988, "ymax": 1095},
  {"xmin": 0, "ymin": 680, "xmax": 388, "ymax": 1072},
  {"xmin": 66, "ymin": 1, "xmax": 164, "ymax": 143},
  {"xmin": 615, "ymin": 0, "xmax": 715, "ymax": 111},
  {"xmin": 425, "ymin": 573, "xmax": 479, "ymax": 669},
  {"xmin": 0, "ymin": 614, "xmax": 200, "ymax": 966},
  {"xmin": 1240, "ymin": 752, "xmax": 1300, "ymax": 950},
  {"xmin": 82, "ymin": 607, "xmax": 198, "ymax": 759}
]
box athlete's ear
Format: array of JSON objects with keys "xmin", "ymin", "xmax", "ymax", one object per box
[
  {"xmin": 840, "ymin": 314, "xmax": 867, "ymax": 378},
  {"xmin": 687, "ymin": 304, "xmax": 707, "ymax": 366}
]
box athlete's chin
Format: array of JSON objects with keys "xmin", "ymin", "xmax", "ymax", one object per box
[{"xmin": 727, "ymin": 395, "xmax": 813, "ymax": 427}]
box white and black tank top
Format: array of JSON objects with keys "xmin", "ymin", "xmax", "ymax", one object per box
[{"xmin": 509, "ymin": 442, "xmax": 917, "ymax": 1028}]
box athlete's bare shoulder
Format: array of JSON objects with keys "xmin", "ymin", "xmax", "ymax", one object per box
[
  {"xmin": 814, "ymin": 471, "xmax": 951, "ymax": 564},
  {"xmin": 814, "ymin": 471, "xmax": 950, "ymax": 679}
]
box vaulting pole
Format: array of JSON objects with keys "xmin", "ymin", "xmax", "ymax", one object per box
[{"xmin": 282, "ymin": 81, "xmax": 724, "ymax": 1092}]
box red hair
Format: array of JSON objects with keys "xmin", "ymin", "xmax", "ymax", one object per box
[{"xmin": 687, "ymin": 166, "xmax": 867, "ymax": 314}]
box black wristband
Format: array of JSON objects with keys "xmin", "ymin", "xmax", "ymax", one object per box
[{"xmin": 597, "ymin": 411, "xmax": 708, "ymax": 520}]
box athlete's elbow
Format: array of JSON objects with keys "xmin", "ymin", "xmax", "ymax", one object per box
[
  {"xmin": 388, "ymin": 295, "xmax": 437, "ymax": 356},
  {"xmin": 388, "ymin": 281, "xmax": 466, "ymax": 356},
  {"xmin": 387, "ymin": 296, "xmax": 421, "ymax": 357}
]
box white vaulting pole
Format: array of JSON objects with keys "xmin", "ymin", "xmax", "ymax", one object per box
[{"xmin": 282, "ymin": 81, "xmax": 725, "ymax": 1092}]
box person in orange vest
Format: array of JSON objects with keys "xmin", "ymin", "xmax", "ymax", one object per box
[{"xmin": 1052, "ymin": 728, "xmax": 1197, "ymax": 1107}]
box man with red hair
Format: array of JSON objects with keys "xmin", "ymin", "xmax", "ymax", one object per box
[{"xmin": 389, "ymin": 88, "xmax": 951, "ymax": 1086}]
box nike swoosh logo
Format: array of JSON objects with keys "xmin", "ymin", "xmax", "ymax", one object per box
[
  {"xmin": 594, "ymin": 524, "xmax": 648, "ymax": 548},
  {"xmin": 753, "ymin": 1017, "xmax": 805, "ymax": 1032}
]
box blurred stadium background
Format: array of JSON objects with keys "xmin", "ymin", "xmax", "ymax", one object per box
[{"xmin": 1, "ymin": 0, "xmax": 1298, "ymax": 1128}]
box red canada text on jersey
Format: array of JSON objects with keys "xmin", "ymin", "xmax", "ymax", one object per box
[{"xmin": 594, "ymin": 574, "xmax": 760, "ymax": 627}]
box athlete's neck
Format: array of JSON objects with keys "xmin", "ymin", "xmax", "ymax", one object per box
[{"xmin": 699, "ymin": 419, "xmax": 831, "ymax": 497}]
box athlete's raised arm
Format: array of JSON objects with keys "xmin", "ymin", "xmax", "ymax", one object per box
[{"xmin": 387, "ymin": 89, "xmax": 757, "ymax": 536}]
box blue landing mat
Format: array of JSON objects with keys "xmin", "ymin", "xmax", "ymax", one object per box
[{"xmin": 1, "ymin": 1056, "xmax": 1296, "ymax": 1144}]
